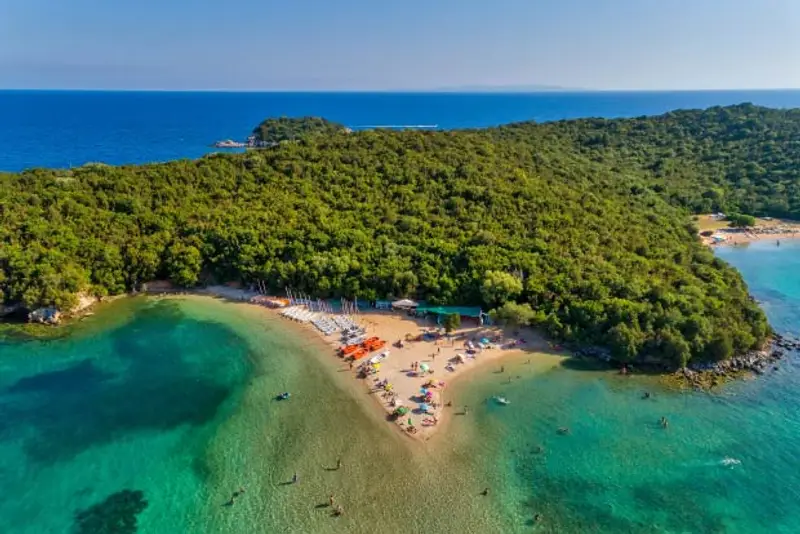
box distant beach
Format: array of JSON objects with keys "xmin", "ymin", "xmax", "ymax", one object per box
[{"xmin": 697, "ymin": 214, "xmax": 800, "ymax": 247}]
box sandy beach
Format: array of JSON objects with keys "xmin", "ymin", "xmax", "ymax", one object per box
[
  {"xmin": 198, "ymin": 286, "xmax": 564, "ymax": 441},
  {"xmin": 697, "ymin": 214, "xmax": 800, "ymax": 247}
]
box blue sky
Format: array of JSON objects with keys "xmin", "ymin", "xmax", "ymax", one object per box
[{"xmin": 1, "ymin": 0, "xmax": 799, "ymax": 90}]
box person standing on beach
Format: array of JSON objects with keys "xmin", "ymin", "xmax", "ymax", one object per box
[
  {"xmin": 336, "ymin": 458, "xmax": 342, "ymax": 470},
  {"xmin": 292, "ymin": 472, "xmax": 298, "ymax": 484},
  {"xmin": 329, "ymin": 494, "xmax": 335, "ymax": 507}
]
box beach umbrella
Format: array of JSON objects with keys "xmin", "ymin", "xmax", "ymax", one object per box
[
  {"xmin": 420, "ymin": 403, "xmax": 431, "ymax": 412},
  {"xmin": 395, "ymin": 406, "xmax": 409, "ymax": 416},
  {"xmin": 408, "ymin": 417, "xmax": 413, "ymax": 426},
  {"xmin": 419, "ymin": 363, "xmax": 430, "ymax": 372},
  {"xmin": 420, "ymin": 388, "xmax": 429, "ymax": 394}
]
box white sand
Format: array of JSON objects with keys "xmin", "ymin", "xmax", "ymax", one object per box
[
  {"xmin": 196, "ymin": 288, "xmax": 567, "ymax": 441},
  {"xmin": 312, "ymin": 311, "xmax": 565, "ymax": 440}
]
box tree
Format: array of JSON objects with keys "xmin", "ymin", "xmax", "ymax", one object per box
[
  {"xmin": 489, "ymin": 301, "xmax": 536, "ymax": 327},
  {"xmin": 165, "ymin": 243, "xmax": 203, "ymax": 287},
  {"xmin": 481, "ymin": 271, "xmax": 523, "ymax": 307},
  {"xmin": 443, "ymin": 313, "xmax": 461, "ymax": 333},
  {"xmin": 705, "ymin": 332, "xmax": 734, "ymax": 361},
  {"xmin": 727, "ymin": 213, "xmax": 756, "ymax": 228},
  {"xmin": 607, "ymin": 323, "xmax": 644, "ymax": 362}
]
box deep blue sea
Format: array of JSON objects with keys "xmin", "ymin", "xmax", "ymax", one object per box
[{"xmin": 3, "ymin": 89, "xmax": 800, "ymax": 172}]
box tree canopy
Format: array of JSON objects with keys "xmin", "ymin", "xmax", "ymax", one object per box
[
  {"xmin": 251, "ymin": 116, "xmax": 348, "ymax": 144},
  {"xmin": 1, "ymin": 104, "xmax": 787, "ymax": 366}
]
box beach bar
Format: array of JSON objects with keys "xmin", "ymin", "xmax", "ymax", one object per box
[{"xmin": 414, "ymin": 305, "xmax": 489, "ymax": 326}]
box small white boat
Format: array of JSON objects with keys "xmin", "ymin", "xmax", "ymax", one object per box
[{"xmin": 494, "ymin": 396, "xmax": 510, "ymax": 406}]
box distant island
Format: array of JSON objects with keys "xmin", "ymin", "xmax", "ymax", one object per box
[
  {"xmin": 431, "ymin": 84, "xmax": 581, "ymax": 93},
  {"xmin": 213, "ymin": 116, "xmax": 349, "ymax": 148},
  {"xmin": 251, "ymin": 116, "xmax": 349, "ymax": 144},
  {"xmin": 7, "ymin": 104, "xmax": 800, "ymax": 370}
]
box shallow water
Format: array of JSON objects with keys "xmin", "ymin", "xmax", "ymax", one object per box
[
  {"xmin": 1, "ymin": 240, "xmax": 799, "ymax": 533},
  {"xmin": 452, "ymin": 239, "xmax": 800, "ymax": 533}
]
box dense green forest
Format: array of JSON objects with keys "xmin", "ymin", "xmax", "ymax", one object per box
[
  {"xmin": 495, "ymin": 103, "xmax": 800, "ymax": 218},
  {"xmin": 3, "ymin": 104, "xmax": 795, "ymax": 366},
  {"xmin": 251, "ymin": 117, "xmax": 347, "ymax": 144}
]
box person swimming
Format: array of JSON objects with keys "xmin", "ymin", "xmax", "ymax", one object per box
[
  {"xmin": 480, "ymin": 487, "xmax": 489, "ymax": 496},
  {"xmin": 643, "ymin": 392, "xmax": 651, "ymax": 399},
  {"xmin": 557, "ymin": 427, "xmax": 570, "ymax": 435},
  {"xmin": 660, "ymin": 416, "xmax": 669, "ymax": 428}
]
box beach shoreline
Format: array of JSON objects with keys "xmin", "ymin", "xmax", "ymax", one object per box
[
  {"xmin": 697, "ymin": 214, "xmax": 800, "ymax": 247},
  {"xmin": 194, "ymin": 286, "xmax": 566, "ymax": 442}
]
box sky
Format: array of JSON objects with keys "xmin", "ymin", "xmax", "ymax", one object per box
[{"xmin": 1, "ymin": 0, "xmax": 799, "ymax": 91}]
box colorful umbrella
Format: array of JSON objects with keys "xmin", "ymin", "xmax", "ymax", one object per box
[
  {"xmin": 395, "ymin": 406, "xmax": 409, "ymax": 416},
  {"xmin": 419, "ymin": 363, "xmax": 430, "ymax": 372}
]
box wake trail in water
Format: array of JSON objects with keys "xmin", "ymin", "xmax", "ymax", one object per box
[{"xmin": 352, "ymin": 124, "xmax": 439, "ymax": 129}]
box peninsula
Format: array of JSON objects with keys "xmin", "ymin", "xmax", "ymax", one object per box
[{"xmin": 5, "ymin": 104, "xmax": 800, "ymax": 372}]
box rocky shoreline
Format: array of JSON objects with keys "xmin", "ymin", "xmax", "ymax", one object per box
[
  {"xmin": 675, "ymin": 333, "xmax": 800, "ymax": 389},
  {"xmin": 572, "ymin": 334, "xmax": 800, "ymax": 390}
]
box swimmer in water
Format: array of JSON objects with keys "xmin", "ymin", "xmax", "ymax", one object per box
[
  {"xmin": 660, "ymin": 416, "xmax": 669, "ymax": 428},
  {"xmin": 557, "ymin": 427, "xmax": 570, "ymax": 435},
  {"xmin": 643, "ymin": 392, "xmax": 651, "ymax": 399},
  {"xmin": 480, "ymin": 487, "xmax": 489, "ymax": 496},
  {"xmin": 534, "ymin": 513, "xmax": 542, "ymax": 522}
]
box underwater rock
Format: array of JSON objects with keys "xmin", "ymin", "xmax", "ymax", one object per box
[{"xmin": 73, "ymin": 489, "xmax": 148, "ymax": 534}]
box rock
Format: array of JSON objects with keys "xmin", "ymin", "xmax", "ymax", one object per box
[
  {"xmin": 28, "ymin": 307, "xmax": 61, "ymax": 325},
  {"xmin": 0, "ymin": 304, "xmax": 21, "ymax": 317}
]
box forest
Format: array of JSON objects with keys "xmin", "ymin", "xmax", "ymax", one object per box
[
  {"xmin": 251, "ymin": 117, "xmax": 348, "ymax": 144},
  {"xmin": 2, "ymin": 104, "xmax": 795, "ymax": 366}
]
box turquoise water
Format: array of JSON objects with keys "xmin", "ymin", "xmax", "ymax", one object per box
[
  {"xmin": 0, "ymin": 298, "xmax": 256, "ymax": 533},
  {"xmin": 455, "ymin": 239, "xmax": 800, "ymax": 532},
  {"xmin": 1, "ymin": 241, "xmax": 799, "ymax": 533}
]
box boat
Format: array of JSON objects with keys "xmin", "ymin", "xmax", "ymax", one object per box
[{"xmin": 493, "ymin": 396, "xmax": 510, "ymax": 405}]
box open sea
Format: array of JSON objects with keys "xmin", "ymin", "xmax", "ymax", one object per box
[
  {"xmin": 2, "ymin": 89, "xmax": 800, "ymax": 172},
  {"xmin": 2, "ymin": 91, "xmax": 800, "ymax": 533}
]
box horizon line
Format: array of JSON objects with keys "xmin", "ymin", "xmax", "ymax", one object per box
[{"xmin": 2, "ymin": 87, "xmax": 800, "ymax": 94}]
